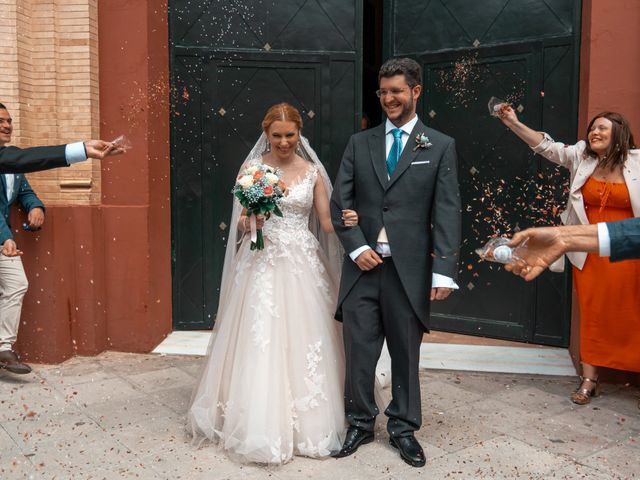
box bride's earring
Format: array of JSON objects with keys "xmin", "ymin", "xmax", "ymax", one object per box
[{"xmin": 295, "ymin": 143, "xmax": 303, "ymax": 156}]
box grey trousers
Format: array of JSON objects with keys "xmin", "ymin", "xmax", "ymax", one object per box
[{"xmin": 341, "ymin": 257, "xmax": 424, "ymax": 437}]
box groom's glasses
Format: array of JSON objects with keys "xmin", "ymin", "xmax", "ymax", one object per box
[{"xmin": 376, "ymin": 88, "xmax": 409, "ymax": 98}]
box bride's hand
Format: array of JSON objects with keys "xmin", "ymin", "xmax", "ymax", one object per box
[
  {"xmin": 342, "ymin": 209, "xmax": 358, "ymax": 227},
  {"xmin": 241, "ymin": 213, "xmax": 266, "ymax": 231}
]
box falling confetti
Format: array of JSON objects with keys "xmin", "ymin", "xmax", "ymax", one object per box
[
  {"xmin": 437, "ymin": 51, "xmax": 482, "ymax": 108},
  {"xmin": 458, "ymin": 166, "xmax": 570, "ymax": 275}
]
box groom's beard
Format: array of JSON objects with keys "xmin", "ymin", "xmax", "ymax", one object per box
[{"xmin": 383, "ymin": 95, "xmax": 415, "ymax": 127}]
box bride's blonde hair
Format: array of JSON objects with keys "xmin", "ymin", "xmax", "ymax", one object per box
[{"xmin": 262, "ymin": 102, "xmax": 303, "ymax": 132}]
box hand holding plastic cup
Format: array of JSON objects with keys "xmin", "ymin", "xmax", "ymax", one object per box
[
  {"xmin": 487, "ymin": 96, "xmax": 510, "ymax": 117},
  {"xmin": 476, "ymin": 237, "xmax": 528, "ymax": 264},
  {"xmin": 111, "ymin": 135, "xmax": 132, "ymax": 153}
]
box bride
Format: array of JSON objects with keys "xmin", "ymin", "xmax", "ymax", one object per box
[{"xmin": 187, "ymin": 103, "xmax": 360, "ymax": 464}]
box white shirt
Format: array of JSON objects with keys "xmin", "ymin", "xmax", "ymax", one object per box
[
  {"xmin": 4, "ymin": 174, "xmax": 14, "ymax": 202},
  {"xmin": 349, "ymin": 115, "xmax": 458, "ymax": 289},
  {"xmin": 597, "ymin": 222, "xmax": 611, "ymax": 256},
  {"xmin": 65, "ymin": 142, "xmax": 87, "ymax": 164}
]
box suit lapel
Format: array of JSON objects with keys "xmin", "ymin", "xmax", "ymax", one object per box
[
  {"xmin": 569, "ymin": 158, "xmax": 597, "ymax": 225},
  {"xmin": 624, "ymin": 156, "xmax": 640, "ymax": 217},
  {"xmin": 386, "ymin": 120, "xmax": 425, "ymax": 189},
  {"xmin": 571, "ymin": 159, "xmax": 596, "ymax": 195},
  {"xmin": 0, "ymin": 174, "xmax": 6, "ymax": 190},
  {"xmin": 368, "ymin": 124, "xmax": 388, "ymax": 188},
  {"xmin": 0, "ymin": 174, "xmax": 7, "ymax": 206}
]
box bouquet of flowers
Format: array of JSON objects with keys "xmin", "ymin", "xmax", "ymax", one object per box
[{"xmin": 233, "ymin": 163, "xmax": 287, "ymax": 250}]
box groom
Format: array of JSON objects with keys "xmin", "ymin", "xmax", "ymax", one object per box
[{"xmin": 330, "ymin": 58, "xmax": 461, "ymax": 467}]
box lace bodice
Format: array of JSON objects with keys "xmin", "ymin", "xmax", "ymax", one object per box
[
  {"xmin": 262, "ymin": 166, "xmax": 318, "ymax": 239},
  {"xmin": 234, "ymin": 164, "xmax": 327, "ymax": 290}
]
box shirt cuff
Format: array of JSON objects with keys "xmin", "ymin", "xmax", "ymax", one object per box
[
  {"xmin": 65, "ymin": 142, "xmax": 87, "ymax": 165},
  {"xmin": 530, "ymin": 132, "xmax": 553, "ymax": 154},
  {"xmin": 432, "ymin": 273, "xmax": 459, "ymax": 290},
  {"xmin": 349, "ymin": 245, "xmax": 372, "ymax": 262},
  {"xmin": 597, "ymin": 222, "xmax": 611, "ymax": 257}
]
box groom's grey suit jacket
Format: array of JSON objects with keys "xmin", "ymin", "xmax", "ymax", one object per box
[{"xmin": 331, "ymin": 119, "xmax": 461, "ymax": 329}]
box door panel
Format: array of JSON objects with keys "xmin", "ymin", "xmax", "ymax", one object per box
[
  {"xmin": 384, "ymin": 0, "xmax": 580, "ymax": 345},
  {"xmin": 422, "ymin": 46, "xmax": 542, "ymax": 341},
  {"xmin": 388, "ymin": 0, "xmax": 575, "ymax": 55},
  {"xmin": 170, "ymin": 1, "xmax": 362, "ymax": 329}
]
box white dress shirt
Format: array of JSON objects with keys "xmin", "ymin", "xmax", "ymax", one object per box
[
  {"xmin": 65, "ymin": 142, "xmax": 87, "ymax": 164},
  {"xmin": 597, "ymin": 222, "xmax": 611, "ymax": 257},
  {"xmin": 4, "ymin": 174, "xmax": 14, "ymax": 202},
  {"xmin": 349, "ymin": 115, "xmax": 458, "ymax": 289}
]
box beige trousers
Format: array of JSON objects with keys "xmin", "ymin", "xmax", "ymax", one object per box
[{"xmin": 0, "ymin": 255, "xmax": 28, "ymax": 352}]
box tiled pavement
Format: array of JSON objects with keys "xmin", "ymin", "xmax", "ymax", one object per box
[{"xmin": 0, "ymin": 352, "xmax": 638, "ymax": 479}]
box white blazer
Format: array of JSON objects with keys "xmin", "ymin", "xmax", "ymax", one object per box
[{"xmin": 532, "ymin": 134, "xmax": 640, "ymax": 270}]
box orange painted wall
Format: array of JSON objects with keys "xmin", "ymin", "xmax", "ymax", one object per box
[
  {"xmin": 578, "ymin": 0, "xmax": 640, "ymax": 135},
  {"xmin": 97, "ymin": 0, "xmax": 172, "ymax": 354},
  {"xmin": 15, "ymin": 208, "xmax": 107, "ymax": 362},
  {"xmin": 15, "ymin": 1, "xmax": 172, "ymax": 363}
]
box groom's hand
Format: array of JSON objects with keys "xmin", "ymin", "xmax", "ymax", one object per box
[
  {"xmin": 355, "ymin": 249, "xmax": 383, "ymax": 271},
  {"xmin": 430, "ymin": 287, "xmax": 452, "ymax": 301}
]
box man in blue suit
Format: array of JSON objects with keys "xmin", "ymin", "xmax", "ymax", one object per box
[
  {"xmin": 0, "ymin": 105, "xmax": 48, "ymax": 374},
  {"xmin": 505, "ymin": 219, "xmax": 640, "ymax": 280}
]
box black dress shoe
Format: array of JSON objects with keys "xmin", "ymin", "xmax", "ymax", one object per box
[
  {"xmin": 389, "ymin": 435, "xmax": 426, "ymax": 467},
  {"xmin": 0, "ymin": 350, "xmax": 32, "ymax": 375},
  {"xmin": 332, "ymin": 427, "xmax": 374, "ymax": 458}
]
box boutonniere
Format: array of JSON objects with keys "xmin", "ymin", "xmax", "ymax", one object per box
[{"xmin": 413, "ymin": 133, "xmax": 432, "ymax": 151}]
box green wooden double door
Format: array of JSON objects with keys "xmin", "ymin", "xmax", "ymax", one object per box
[{"xmin": 170, "ymin": 0, "xmax": 581, "ymax": 347}]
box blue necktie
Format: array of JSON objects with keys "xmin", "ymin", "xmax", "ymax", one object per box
[{"xmin": 387, "ymin": 128, "xmax": 403, "ymax": 176}]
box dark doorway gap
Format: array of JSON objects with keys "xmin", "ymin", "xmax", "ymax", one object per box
[{"xmin": 362, "ymin": 0, "xmax": 383, "ymax": 129}]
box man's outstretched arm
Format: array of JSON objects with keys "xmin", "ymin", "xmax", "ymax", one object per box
[{"xmin": 0, "ymin": 140, "xmax": 121, "ymax": 174}]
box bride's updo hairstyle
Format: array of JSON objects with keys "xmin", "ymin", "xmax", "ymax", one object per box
[{"xmin": 262, "ymin": 102, "xmax": 303, "ymax": 132}]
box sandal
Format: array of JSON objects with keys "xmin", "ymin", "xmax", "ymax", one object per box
[{"xmin": 570, "ymin": 376, "xmax": 599, "ymax": 405}]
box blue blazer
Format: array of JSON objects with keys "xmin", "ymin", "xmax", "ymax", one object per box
[
  {"xmin": 608, "ymin": 218, "xmax": 640, "ymax": 262},
  {"xmin": 0, "ymin": 174, "xmax": 44, "ymax": 244}
]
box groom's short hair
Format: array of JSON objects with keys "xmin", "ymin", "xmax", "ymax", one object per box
[{"xmin": 378, "ymin": 58, "xmax": 422, "ymax": 88}]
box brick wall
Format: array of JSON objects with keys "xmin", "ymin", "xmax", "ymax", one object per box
[{"xmin": 0, "ymin": 0, "xmax": 100, "ymax": 205}]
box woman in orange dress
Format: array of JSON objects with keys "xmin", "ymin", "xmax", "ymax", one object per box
[
  {"xmin": 575, "ymin": 178, "xmax": 640, "ymax": 375},
  {"xmin": 498, "ymin": 108, "xmax": 640, "ymax": 404}
]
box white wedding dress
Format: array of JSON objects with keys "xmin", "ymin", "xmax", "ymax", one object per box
[{"xmin": 188, "ymin": 165, "xmax": 347, "ymax": 464}]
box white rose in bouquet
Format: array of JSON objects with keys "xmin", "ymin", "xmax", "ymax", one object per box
[
  {"xmin": 265, "ymin": 172, "xmax": 279, "ymax": 185},
  {"xmin": 246, "ymin": 165, "xmax": 259, "ymax": 175},
  {"xmin": 238, "ymin": 175, "xmax": 254, "ymax": 189}
]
